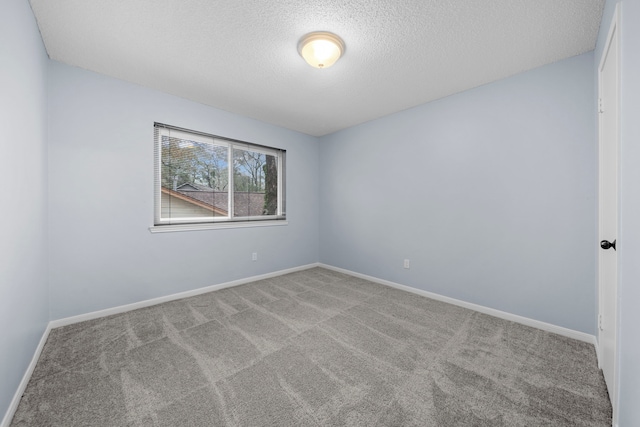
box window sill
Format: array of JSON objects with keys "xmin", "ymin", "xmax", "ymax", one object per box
[{"xmin": 149, "ymin": 220, "xmax": 288, "ymax": 233}]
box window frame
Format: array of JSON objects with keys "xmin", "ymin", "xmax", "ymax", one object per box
[{"xmin": 151, "ymin": 123, "xmax": 287, "ymax": 232}]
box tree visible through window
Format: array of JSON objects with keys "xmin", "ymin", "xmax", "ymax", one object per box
[{"xmin": 154, "ymin": 124, "xmax": 285, "ymax": 225}]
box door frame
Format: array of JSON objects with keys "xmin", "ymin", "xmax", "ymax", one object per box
[{"xmin": 597, "ymin": 2, "xmax": 620, "ymax": 422}]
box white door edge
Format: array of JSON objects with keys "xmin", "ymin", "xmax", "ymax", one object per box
[{"xmin": 597, "ymin": 3, "xmax": 621, "ymax": 424}]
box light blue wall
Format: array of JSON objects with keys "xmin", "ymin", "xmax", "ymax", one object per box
[
  {"xmin": 596, "ymin": 1, "xmax": 640, "ymax": 425},
  {"xmin": 47, "ymin": 62, "xmax": 320, "ymax": 319},
  {"xmin": 0, "ymin": 0, "xmax": 50, "ymax": 419},
  {"xmin": 319, "ymin": 53, "xmax": 597, "ymax": 334}
]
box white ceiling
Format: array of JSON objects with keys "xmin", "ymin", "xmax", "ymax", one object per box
[{"xmin": 29, "ymin": 0, "xmax": 605, "ymax": 136}]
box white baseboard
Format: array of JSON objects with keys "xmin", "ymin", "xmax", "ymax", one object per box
[
  {"xmin": 50, "ymin": 263, "xmax": 320, "ymax": 329},
  {"xmin": 52, "ymin": 261, "xmax": 594, "ymax": 345},
  {"xmin": 2, "ymin": 263, "xmax": 321, "ymax": 425},
  {"xmin": 1, "ymin": 324, "xmax": 52, "ymax": 427},
  {"xmin": 3, "ymin": 261, "xmax": 597, "ymax": 426},
  {"xmin": 320, "ymin": 263, "xmax": 597, "ymax": 346}
]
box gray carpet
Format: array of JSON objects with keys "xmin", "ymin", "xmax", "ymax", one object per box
[{"xmin": 10, "ymin": 267, "xmax": 611, "ymax": 426}]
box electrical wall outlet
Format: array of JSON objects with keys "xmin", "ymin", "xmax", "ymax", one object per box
[
  {"xmin": 403, "ymin": 259, "xmax": 410, "ymax": 269},
  {"xmin": 252, "ymin": 252, "xmax": 258, "ymax": 261}
]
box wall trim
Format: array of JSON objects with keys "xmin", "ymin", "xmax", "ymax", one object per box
[
  {"xmin": 320, "ymin": 263, "xmax": 597, "ymax": 346},
  {"xmin": 4, "ymin": 261, "xmax": 598, "ymax": 425},
  {"xmin": 49, "ymin": 263, "xmax": 320, "ymax": 329},
  {"xmin": 2, "ymin": 262, "xmax": 319, "ymax": 425},
  {"xmin": 1, "ymin": 324, "xmax": 52, "ymax": 427}
]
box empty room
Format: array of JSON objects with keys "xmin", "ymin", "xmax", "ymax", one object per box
[{"xmin": 1, "ymin": 0, "xmax": 639, "ymax": 426}]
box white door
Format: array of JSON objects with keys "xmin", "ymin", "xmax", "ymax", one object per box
[{"xmin": 598, "ymin": 4, "xmax": 619, "ymax": 412}]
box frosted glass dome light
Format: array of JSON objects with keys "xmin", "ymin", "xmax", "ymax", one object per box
[{"xmin": 298, "ymin": 32, "xmax": 345, "ymax": 69}]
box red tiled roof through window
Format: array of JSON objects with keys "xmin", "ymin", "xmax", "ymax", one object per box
[{"xmin": 164, "ymin": 185, "xmax": 267, "ymax": 217}]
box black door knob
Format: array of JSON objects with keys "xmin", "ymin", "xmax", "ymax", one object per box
[{"xmin": 600, "ymin": 239, "xmax": 616, "ymax": 250}]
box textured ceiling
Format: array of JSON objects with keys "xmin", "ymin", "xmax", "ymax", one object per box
[{"xmin": 30, "ymin": 0, "xmax": 605, "ymax": 136}]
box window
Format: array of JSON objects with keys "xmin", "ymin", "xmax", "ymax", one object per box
[{"xmin": 153, "ymin": 123, "xmax": 286, "ymax": 229}]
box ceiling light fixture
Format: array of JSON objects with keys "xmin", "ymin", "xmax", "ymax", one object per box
[{"xmin": 298, "ymin": 32, "xmax": 345, "ymax": 69}]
